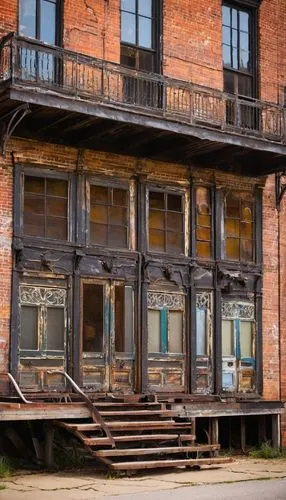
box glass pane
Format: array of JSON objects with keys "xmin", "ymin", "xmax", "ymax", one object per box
[
  {"xmin": 20, "ymin": 306, "xmax": 38, "ymax": 350},
  {"xmin": 149, "ymin": 210, "xmax": 165, "ymax": 229},
  {"xmin": 47, "ymin": 179, "xmax": 67, "ymax": 197},
  {"xmin": 196, "ymin": 307, "xmax": 206, "ymax": 355},
  {"xmin": 232, "ymin": 29, "xmax": 237, "ymax": 48},
  {"xmin": 167, "ymin": 194, "xmax": 182, "ymax": 212},
  {"xmin": 197, "ymin": 214, "xmax": 211, "ymax": 227},
  {"xmin": 46, "ymin": 217, "xmax": 67, "ymax": 239},
  {"xmin": 241, "ymin": 239, "xmax": 253, "ymax": 261},
  {"xmin": 138, "ymin": 0, "xmax": 152, "ymax": 17},
  {"xmin": 121, "ymin": 12, "xmax": 136, "ymax": 44},
  {"xmin": 239, "ymin": 11, "xmax": 249, "ymax": 32},
  {"xmin": 90, "ymin": 185, "xmax": 108, "ymax": 205},
  {"xmin": 90, "ymin": 223, "xmax": 107, "ymax": 245},
  {"xmin": 167, "ymin": 212, "xmax": 183, "ymax": 232},
  {"xmin": 232, "ymin": 48, "xmax": 238, "ymax": 69},
  {"xmin": 115, "ymin": 285, "xmax": 125, "ymax": 352},
  {"xmin": 113, "ymin": 188, "xmax": 128, "ymax": 206},
  {"xmin": 25, "ymin": 176, "xmax": 45, "ymax": 194},
  {"xmin": 196, "ymin": 241, "xmax": 211, "ymax": 258},
  {"xmin": 83, "ymin": 284, "xmax": 104, "ymax": 352},
  {"xmin": 108, "ymin": 226, "xmax": 127, "ymax": 248},
  {"xmin": 46, "ymin": 197, "xmax": 67, "ymax": 217},
  {"xmin": 121, "ymin": 0, "xmax": 135, "ymax": 13},
  {"xmin": 232, "ymin": 8, "xmax": 237, "ymax": 28},
  {"xmin": 149, "ymin": 191, "xmax": 164, "ymax": 209},
  {"xmin": 47, "ymin": 307, "xmax": 65, "ymax": 350},
  {"xmin": 139, "ymin": 17, "xmax": 152, "ymax": 49},
  {"xmin": 24, "ymin": 194, "xmax": 45, "ymax": 214},
  {"xmin": 109, "ymin": 206, "xmax": 127, "ymax": 226},
  {"xmin": 196, "ymin": 187, "xmax": 210, "ymax": 214},
  {"xmin": 222, "ymin": 320, "xmax": 234, "ymax": 356},
  {"xmin": 124, "ymin": 286, "xmax": 134, "ymax": 352},
  {"xmin": 240, "ymin": 31, "xmax": 249, "ymax": 52},
  {"xmin": 23, "ymin": 214, "xmax": 45, "ymax": 237},
  {"xmin": 223, "ymin": 372, "xmax": 234, "ymax": 388},
  {"xmin": 168, "ymin": 311, "xmax": 183, "ymax": 353},
  {"xmin": 222, "ymin": 5, "xmax": 230, "ymax": 26},
  {"xmin": 226, "ymin": 195, "xmax": 240, "ymax": 216},
  {"xmin": 241, "ymin": 222, "xmax": 252, "ymax": 239},
  {"xmin": 223, "ymin": 26, "xmax": 230, "ymax": 45},
  {"xmin": 240, "ymin": 321, "xmax": 253, "ymax": 358},
  {"xmin": 240, "ymin": 50, "xmax": 250, "ymax": 71},
  {"xmin": 225, "ymin": 218, "xmax": 239, "ymax": 237},
  {"xmin": 166, "ymin": 231, "xmax": 184, "ymax": 254},
  {"xmin": 148, "ymin": 309, "xmax": 160, "ymax": 352},
  {"xmin": 40, "ymin": 0, "xmax": 56, "ymax": 44},
  {"xmin": 226, "ymin": 238, "xmax": 240, "ymax": 260},
  {"xmin": 223, "ymin": 45, "xmax": 231, "ymax": 67},
  {"xmin": 121, "ymin": 44, "xmax": 136, "ymax": 68},
  {"xmin": 197, "ymin": 227, "xmax": 211, "ymax": 241},
  {"xmin": 90, "ymin": 205, "xmax": 108, "ymax": 224},
  {"xmin": 149, "ymin": 229, "xmax": 164, "ymax": 251},
  {"xmin": 242, "ymin": 204, "xmax": 252, "ymax": 222},
  {"xmin": 19, "ymin": 0, "xmax": 36, "ymax": 37},
  {"xmin": 224, "ymin": 71, "xmax": 235, "ymax": 93},
  {"xmin": 138, "ymin": 49, "xmax": 154, "ymax": 71}
]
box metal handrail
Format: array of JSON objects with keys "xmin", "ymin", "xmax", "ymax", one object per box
[{"xmin": 7, "ymin": 372, "xmax": 32, "ymax": 404}]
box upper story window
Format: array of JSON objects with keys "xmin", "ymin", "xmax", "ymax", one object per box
[
  {"xmin": 89, "ymin": 184, "xmax": 130, "ymax": 249},
  {"xmin": 120, "ymin": 0, "xmax": 160, "ymax": 72},
  {"xmin": 148, "ymin": 190, "xmax": 185, "ymax": 254},
  {"xmin": 222, "ymin": 3, "xmax": 255, "ymax": 98},
  {"xmin": 196, "ymin": 187, "xmax": 212, "ymax": 259},
  {"xmin": 23, "ymin": 174, "xmax": 68, "ymax": 240},
  {"xmin": 19, "ymin": 0, "xmax": 59, "ymax": 45},
  {"xmin": 223, "ymin": 191, "xmax": 254, "ymax": 262}
]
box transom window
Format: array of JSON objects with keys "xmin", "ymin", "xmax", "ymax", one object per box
[
  {"xmin": 196, "ymin": 187, "xmax": 212, "ymax": 259},
  {"xmin": 89, "ymin": 185, "xmax": 129, "ymax": 249},
  {"xmin": 224, "ymin": 191, "xmax": 254, "ymax": 262},
  {"xmin": 23, "ymin": 175, "xmax": 68, "ymax": 240},
  {"xmin": 148, "ymin": 190, "xmax": 184, "ymax": 254}
]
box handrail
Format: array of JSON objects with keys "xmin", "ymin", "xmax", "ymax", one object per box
[
  {"xmin": 7, "ymin": 372, "xmax": 32, "ymax": 404},
  {"xmin": 47, "ymin": 370, "xmax": 115, "ymax": 447}
]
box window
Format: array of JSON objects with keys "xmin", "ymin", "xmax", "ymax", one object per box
[
  {"xmin": 89, "ymin": 185, "xmax": 129, "ymax": 248},
  {"xmin": 195, "ymin": 292, "xmax": 213, "ymax": 393},
  {"xmin": 224, "ymin": 191, "xmax": 254, "ymax": 262},
  {"xmin": 221, "ymin": 300, "xmax": 256, "ymax": 392},
  {"xmin": 23, "ymin": 175, "xmax": 68, "ymax": 240},
  {"xmin": 196, "ymin": 187, "xmax": 212, "ymax": 259},
  {"xmin": 148, "ymin": 190, "xmax": 184, "ymax": 254}
]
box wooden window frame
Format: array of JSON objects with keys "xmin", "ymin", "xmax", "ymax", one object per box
[{"xmin": 18, "ymin": 0, "xmax": 63, "ymax": 46}]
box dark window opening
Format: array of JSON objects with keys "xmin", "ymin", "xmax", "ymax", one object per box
[
  {"xmin": 149, "ymin": 190, "xmax": 184, "ymax": 254},
  {"xmin": 196, "ymin": 187, "xmax": 212, "ymax": 259},
  {"xmin": 89, "ymin": 185, "xmax": 129, "ymax": 249},
  {"xmin": 20, "ymin": 306, "xmax": 38, "ymax": 350},
  {"xmin": 23, "ymin": 175, "xmax": 68, "ymax": 240},
  {"xmin": 224, "ymin": 191, "xmax": 254, "ymax": 262},
  {"xmin": 82, "ymin": 284, "xmax": 104, "ymax": 353},
  {"xmin": 115, "ymin": 285, "xmax": 134, "ymax": 353}
]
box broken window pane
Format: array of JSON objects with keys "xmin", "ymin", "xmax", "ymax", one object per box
[
  {"xmin": 168, "ymin": 311, "xmax": 183, "ymax": 353},
  {"xmin": 240, "ymin": 321, "xmax": 253, "ymax": 358},
  {"xmin": 148, "ymin": 309, "xmax": 160, "ymax": 352},
  {"xmin": 196, "ymin": 307, "xmax": 207, "ymax": 355},
  {"xmin": 20, "ymin": 306, "xmax": 38, "ymax": 350},
  {"xmin": 222, "ymin": 320, "xmax": 234, "ymax": 355},
  {"xmin": 83, "ymin": 284, "xmax": 104, "ymax": 352},
  {"xmin": 47, "ymin": 307, "xmax": 65, "ymax": 350}
]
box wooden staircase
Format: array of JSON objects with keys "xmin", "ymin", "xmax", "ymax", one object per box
[{"xmin": 54, "ymin": 397, "xmax": 232, "ymax": 472}]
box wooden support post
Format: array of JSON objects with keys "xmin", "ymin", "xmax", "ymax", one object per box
[
  {"xmin": 240, "ymin": 416, "xmax": 246, "ymax": 454},
  {"xmin": 272, "ymin": 414, "xmax": 280, "ymax": 451},
  {"xmin": 44, "ymin": 423, "xmax": 55, "ymax": 468}
]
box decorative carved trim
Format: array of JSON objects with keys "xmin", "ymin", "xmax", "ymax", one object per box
[
  {"xmin": 222, "ymin": 300, "xmax": 254, "ymax": 320},
  {"xmin": 196, "ymin": 292, "xmax": 211, "ymax": 310},
  {"xmin": 19, "ymin": 286, "xmax": 66, "ymax": 306},
  {"xmin": 147, "ymin": 292, "xmax": 185, "ymax": 310}
]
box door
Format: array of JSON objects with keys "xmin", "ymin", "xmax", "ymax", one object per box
[
  {"xmin": 18, "ymin": 284, "xmax": 68, "ymax": 391},
  {"xmin": 81, "ymin": 280, "xmax": 135, "ymax": 392},
  {"xmin": 147, "ymin": 291, "xmax": 186, "ymax": 392}
]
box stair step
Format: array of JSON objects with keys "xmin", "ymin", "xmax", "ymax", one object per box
[
  {"xmin": 62, "ymin": 420, "xmax": 193, "ymax": 431},
  {"xmin": 82, "ymin": 433, "xmax": 196, "ymax": 446},
  {"xmin": 99, "ymin": 410, "xmax": 176, "ymax": 418},
  {"xmin": 94, "ymin": 444, "xmax": 220, "ymax": 457},
  {"xmin": 110, "ymin": 457, "xmax": 233, "ymax": 471}
]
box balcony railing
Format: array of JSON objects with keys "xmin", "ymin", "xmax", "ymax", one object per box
[{"xmin": 1, "ymin": 33, "xmax": 285, "ymax": 143}]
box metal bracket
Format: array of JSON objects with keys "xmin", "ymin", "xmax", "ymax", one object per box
[
  {"xmin": 275, "ymin": 171, "xmax": 286, "ymax": 211},
  {"xmin": 1, "ymin": 104, "xmax": 31, "ymax": 157}
]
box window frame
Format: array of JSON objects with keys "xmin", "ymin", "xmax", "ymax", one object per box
[
  {"xmin": 146, "ymin": 185, "xmax": 189, "ymax": 256},
  {"xmin": 18, "ymin": 0, "xmax": 62, "ymax": 46}
]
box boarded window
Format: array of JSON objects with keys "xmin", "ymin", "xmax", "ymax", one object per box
[
  {"xmin": 90, "ymin": 185, "xmax": 129, "ymax": 249},
  {"xmin": 115, "ymin": 285, "xmax": 134, "ymax": 352},
  {"xmin": 83, "ymin": 284, "xmax": 104, "ymax": 352},
  {"xmin": 224, "ymin": 191, "xmax": 254, "ymax": 261},
  {"xmin": 149, "ymin": 191, "xmax": 184, "ymax": 254},
  {"xmin": 196, "ymin": 187, "xmax": 212, "ymax": 258},
  {"xmin": 20, "ymin": 306, "xmax": 38, "ymax": 350},
  {"xmin": 24, "ymin": 175, "xmax": 68, "ymax": 240}
]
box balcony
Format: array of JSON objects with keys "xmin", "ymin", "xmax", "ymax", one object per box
[{"xmin": 1, "ymin": 33, "xmax": 286, "ymax": 174}]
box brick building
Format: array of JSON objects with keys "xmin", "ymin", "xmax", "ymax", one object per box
[{"xmin": 0, "ymin": 0, "xmax": 285, "ymax": 468}]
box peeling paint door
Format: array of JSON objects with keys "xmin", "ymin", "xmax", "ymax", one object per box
[
  {"xmin": 81, "ymin": 280, "xmax": 135, "ymax": 392},
  {"xmin": 147, "ymin": 291, "xmax": 186, "ymax": 393}
]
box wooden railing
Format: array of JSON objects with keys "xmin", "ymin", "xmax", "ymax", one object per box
[{"xmin": 1, "ymin": 33, "xmax": 285, "ymax": 143}]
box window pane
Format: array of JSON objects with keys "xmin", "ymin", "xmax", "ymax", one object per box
[
  {"xmin": 232, "ymin": 29, "xmax": 237, "ymax": 48},
  {"xmin": 223, "ymin": 45, "xmax": 231, "ymax": 67},
  {"xmin": 24, "ymin": 194, "xmax": 45, "ymax": 214},
  {"xmin": 167, "ymin": 194, "xmax": 182, "ymax": 212},
  {"xmin": 241, "ymin": 238, "xmax": 253, "ymax": 261},
  {"xmin": 149, "ymin": 229, "xmax": 164, "ymax": 251},
  {"xmin": 223, "ymin": 372, "xmax": 234, "ymax": 388},
  {"xmin": 109, "ymin": 206, "xmax": 127, "ymax": 226},
  {"xmin": 121, "ymin": 12, "xmax": 136, "ymax": 44},
  {"xmin": 20, "ymin": 306, "xmax": 38, "ymax": 350},
  {"xmin": 196, "ymin": 187, "xmax": 210, "ymax": 214},
  {"xmin": 148, "ymin": 309, "xmax": 160, "ymax": 352},
  {"xmin": 113, "ymin": 188, "xmax": 128, "ymax": 206},
  {"xmin": 138, "ymin": 49, "xmax": 154, "ymax": 71},
  {"xmin": 166, "ymin": 231, "xmax": 184, "ymax": 254},
  {"xmin": 196, "ymin": 307, "xmax": 206, "ymax": 355},
  {"xmin": 47, "ymin": 179, "xmax": 67, "ymax": 197},
  {"xmin": 108, "ymin": 226, "xmax": 127, "ymax": 248},
  {"xmin": 168, "ymin": 311, "xmax": 183, "ymax": 353},
  {"xmin": 23, "ymin": 214, "xmax": 45, "ymax": 237},
  {"xmin": 240, "ymin": 321, "xmax": 253, "ymax": 358},
  {"xmin": 240, "ymin": 50, "xmax": 249, "ymax": 71},
  {"xmin": 46, "ymin": 217, "xmax": 67, "ymax": 239},
  {"xmin": 25, "ymin": 176, "xmax": 44, "ymax": 194},
  {"xmin": 222, "ymin": 320, "xmax": 234, "ymax": 355},
  {"xmin": 225, "ymin": 218, "xmax": 239, "ymax": 237},
  {"xmin": 232, "ymin": 8, "xmax": 238, "ymax": 28},
  {"xmin": 121, "ymin": 0, "xmax": 135, "ymax": 12},
  {"xmin": 149, "ymin": 210, "xmax": 165, "ymax": 230},
  {"xmin": 222, "ymin": 5, "xmax": 230, "ymax": 26},
  {"xmin": 138, "ymin": 0, "xmax": 152, "ymax": 17},
  {"xmin": 46, "ymin": 197, "xmax": 67, "ymax": 217},
  {"xmin": 90, "ymin": 185, "xmax": 108, "ymax": 205},
  {"xmin": 121, "ymin": 44, "xmax": 136, "ymax": 67},
  {"xmin": 232, "ymin": 47, "xmax": 238, "ymax": 69},
  {"xmin": 240, "ymin": 31, "xmax": 249, "ymax": 52},
  {"xmin": 239, "ymin": 11, "xmax": 249, "ymax": 32},
  {"xmin": 90, "ymin": 223, "xmax": 107, "ymax": 245},
  {"xmin": 197, "ymin": 214, "xmax": 211, "ymax": 226},
  {"xmin": 149, "ymin": 191, "xmax": 164, "ymax": 209},
  {"xmin": 83, "ymin": 284, "xmax": 104, "ymax": 352},
  {"xmin": 40, "ymin": 0, "xmax": 56, "ymax": 44},
  {"xmin": 167, "ymin": 212, "xmax": 183, "ymax": 232},
  {"xmin": 90, "ymin": 205, "xmax": 108, "ymax": 224},
  {"xmin": 124, "ymin": 286, "xmax": 134, "ymax": 352},
  {"xmin": 139, "ymin": 16, "xmax": 152, "ymax": 49},
  {"xmin": 115, "ymin": 285, "xmax": 125, "ymax": 352},
  {"xmin": 241, "ymin": 221, "xmax": 252, "ymax": 239},
  {"xmin": 226, "ymin": 238, "xmax": 239, "ymax": 260},
  {"xmin": 197, "ymin": 227, "xmax": 211, "ymax": 241},
  {"xmin": 226, "ymin": 195, "xmax": 240, "ymax": 216},
  {"xmin": 196, "ymin": 241, "xmax": 211, "ymax": 258},
  {"xmin": 19, "ymin": 0, "xmax": 36, "ymax": 37},
  {"xmin": 47, "ymin": 307, "xmax": 65, "ymax": 350},
  {"xmin": 223, "ymin": 26, "xmax": 230, "ymax": 45}
]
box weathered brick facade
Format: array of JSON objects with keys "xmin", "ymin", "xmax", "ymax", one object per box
[{"xmin": 0, "ymin": 0, "xmax": 285, "ymax": 449}]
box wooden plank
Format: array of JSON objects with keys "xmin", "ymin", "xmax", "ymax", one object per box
[
  {"xmin": 110, "ymin": 457, "xmax": 233, "ymax": 471},
  {"xmin": 99, "ymin": 410, "xmax": 177, "ymax": 417},
  {"xmin": 94, "ymin": 444, "xmax": 220, "ymax": 457},
  {"xmin": 82, "ymin": 434, "xmax": 196, "ymax": 445}
]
